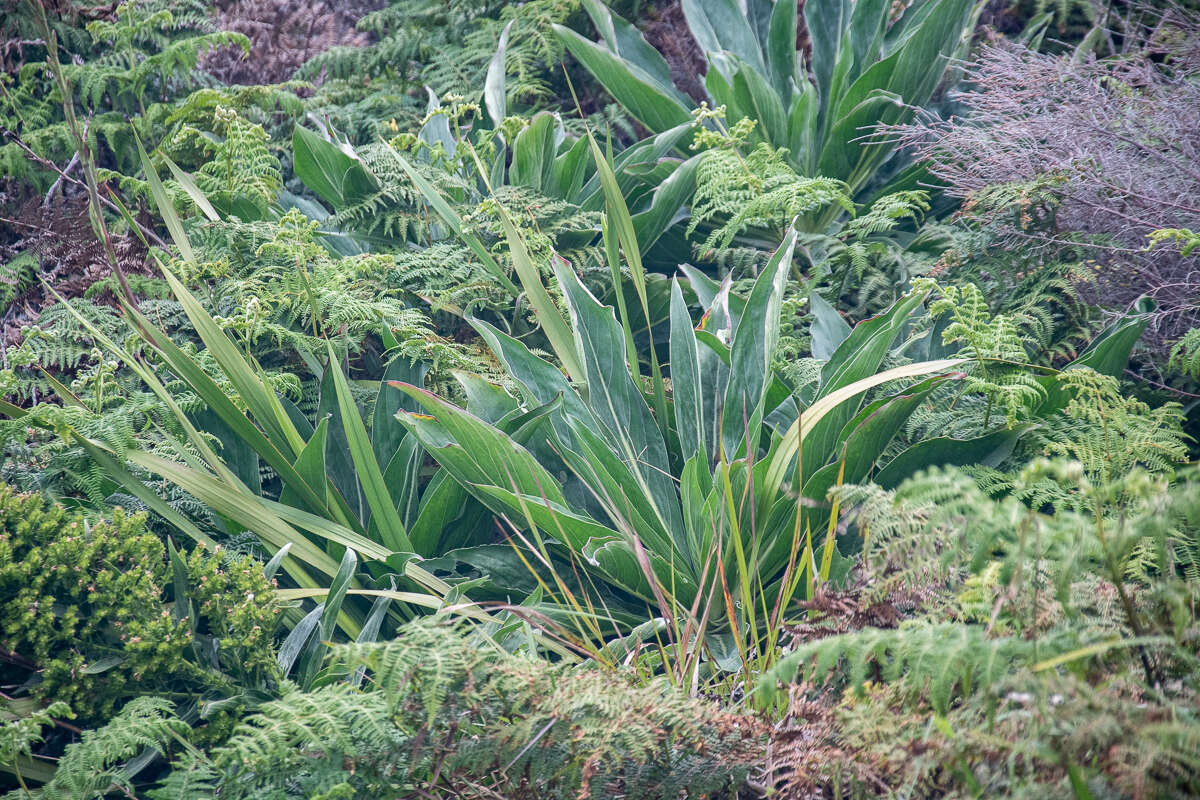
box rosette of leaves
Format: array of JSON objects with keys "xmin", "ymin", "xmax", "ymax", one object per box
[
  {"xmin": 556, "ymin": 0, "xmax": 978, "ymax": 203},
  {"xmin": 388, "ymin": 217, "xmax": 977, "ymax": 672}
]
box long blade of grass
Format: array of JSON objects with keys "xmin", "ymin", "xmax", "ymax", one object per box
[
  {"xmin": 382, "ymin": 144, "xmax": 518, "ymax": 294},
  {"xmin": 119, "ymin": 448, "xmax": 368, "ymax": 636},
  {"xmin": 585, "ymin": 129, "xmax": 667, "ymax": 424},
  {"xmin": 71, "ymin": 433, "xmax": 218, "ymax": 550},
  {"xmin": 135, "ymin": 132, "xmax": 195, "ymax": 263},
  {"xmin": 298, "ymin": 547, "xmax": 357, "ymax": 687},
  {"xmin": 1032, "ymin": 636, "xmax": 1169, "ymax": 672},
  {"xmin": 465, "ymin": 143, "xmax": 585, "ymax": 381},
  {"xmin": 324, "ymin": 341, "xmax": 413, "ymax": 552},
  {"xmin": 817, "ymin": 456, "xmax": 846, "ymax": 584},
  {"xmin": 126, "ymin": 451, "xmax": 345, "ymax": 575},
  {"xmin": 159, "ymin": 268, "xmax": 306, "ymax": 458},
  {"xmin": 43, "ymin": 283, "xmax": 239, "ymax": 488},
  {"xmin": 602, "ymin": 216, "xmax": 640, "ymax": 382},
  {"xmin": 160, "ymin": 151, "xmax": 220, "ymax": 222},
  {"xmin": 277, "ymin": 587, "xmax": 444, "ymax": 608},
  {"xmin": 121, "ymin": 296, "xmax": 343, "ymax": 524},
  {"xmin": 136, "ymin": 135, "xmax": 309, "ymax": 461},
  {"xmin": 764, "ymin": 358, "xmax": 967, "ymax": 497}
]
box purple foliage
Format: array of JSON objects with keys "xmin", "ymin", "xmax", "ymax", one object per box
[{"xmin": 892, "ymin": 13, "xmax": 1200, "ymax": 355}]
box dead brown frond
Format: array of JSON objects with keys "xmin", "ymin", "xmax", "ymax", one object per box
[
  {"xmin": 1, "ymin": 195, "xmax": 149, "ymax": 349},
  {"xmin": 202, "ymin": 0, "xmax": 384, "ymax": 84},
  {"xmin": 888, "ymin": 11, "xmax": 1200, "ymax": 356}
]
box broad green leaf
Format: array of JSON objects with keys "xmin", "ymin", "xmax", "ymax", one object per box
[
  {"xmin": 470, "ymin": 318, "xmax": 595, "ymax": 445},
  {"xmin": 818, "ymin": 86, "xmax": 903, "ymax": 189},
  {"xmin": 584, "ymin": 127, "xmax": 668, "ymax": 430},
  {"xmin": 873, "ymin": 424, "xmax": 1031, "ymax": 489},
  {"xmin": 887, "ymin": 0, "xmax": 974, "ymax": 110},
  {"xmin": 554, "ymin": 259, "xmax": 681, "ymax": 537},
  {"xmin": 580, "ymin": 0, "xmax": 677, "ymax": 89},
  {"xmin": 278, "ymin": 586, "xmax": 442, "ymax": 609},
  {"xmin": 409, "ymin": 469, "xmax": 473, "ymax": 555},
  {"xmin": 54, "ymin": 284, "xmax": 334, "ymax": 527},
  {"xmin": 681, "ymin": 0, "xmax": 768, "ymax": 75},
  {"xmin": 470, "ymin": 485, "xmax": 640, "ymax": 587},
  {"xmin": 1068, "ymin": 297, "xmax": 1151, "ymax": 378},
  {"xmin": 264, "ymin": 544, "xmax": 292, "ymax": 582},
  {"xmin": 802, "ymin": 291, "xmax": 927, "ymax": 472},
  {"xmin": 705, "ymin": 57, "xmax": 741, "ymax": 116},
  {"xmin": 787, "ymin": 81, "xmax": 821, "ymax": 175},
  {"xmin": 349, "ymin": 591, "xmax": 396, "ymax": 686},
  {"xmin": 292, "ymin": 124, "xmax": 378, "ymax": 210},
  {"xmin": 837, "ymin": 0, "xmax": 891, "ymax": 100},
  {"xmin": 456, "ymin": 371, "xmax": 519, "ymax": 424},
  {"xmin": 578, "ymin": 123, "xmax": 694, "ymax": 210},
  {"xmin": 555, "ymin": 421, "xmax": 677, "ymax": 560},
  {"xmin": 491, "ymin": 199, "xmax": 584, "ymax": 380},
  {"xmin": 420, "ymin": 88, "xmax": 456, "ymax": 155},
  {"xmin": 511, "ymin": 112, "xmax": 558, "ymax": 192},
  {"xmin": 552, "ymin": 134, "xmax": 592, "ymax": 200},
  {"xmin": 190, "ymin": 408, "xmax": 260, "ymax": 494},
  {"xmin": 126, "ymin": 451, "xmax": 346, "ymax": 574},
  {"xmin": 318, "ymin": 365, "xmax": 360, "ymax": 520},
  {"xmin": 733, "ymin": 62, "xmax": 788, "ymax": 148},
  {"xmin": 132, "ymin": 305, "xmax": 298, "ymax": 484},
  {"xmin": 763, "ymin": 358, "xmax": 968, "ymax": 498},
  {"xmin": 554, "ymin": 24, "xmax": 692, "ymax": 134},
  {"xmin": 484, "ymin": 19, "xmax": 513, "ymax": 125},
  {"xmin": 800, "ymin": 375, "xmax": 953, "ymax": 514},
  {"xmin": 670, "ymin": 280, "xmax": 706, "ymax": 465},
  {"xmin": 325, "ymin": 341, "xmax": 412, "ymax": 553},
  {"xmin": 279, "ymin": 605, "xmax": 321, "ymax": 675},
  {"xmin": 721, "ymin": 226, "xmax": 797, "ymax": 459},
  {"xmin": 392, "ymin": 383, "xmax": 567, "ymax": 509},
  {"xmin": 810, "ymin": 290, "xmax": 852, "ymax": 360},
  {"xmin": 631, "ymin": 154, "xmax": 699, "ymax": 250},
  {"xmin": 262, "ymin": 499, "xmax": 392, "ymax": 561},
  {"xmin": 279, "ymin": 417, "xmax": 331, "ymax": 516},
  {"xmin": 1038, "ymin": 299, "xmax": 1151, "ymax": 416},
  {"xmin": 766, "ymin": 0, "xmax": 799, "ymax": 100},
  {"xmin": 372, "ymin": 355, "xmax": 428, "ymax": 468},
  {"xmin": 805, "ymin": 0, "xmax": 852, "ymax": 117},
  {"xmin": 828, "ymin": 0, "xmax": 973, "ymax": 190},
  {"xmin": 374, "ymin": 436, "xmax": 424, "ymax": 538}
]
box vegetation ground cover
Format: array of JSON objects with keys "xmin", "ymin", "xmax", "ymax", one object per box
[{"xmin": 0, "ymin": 0, "xmax": 1198, "ymax": 797}]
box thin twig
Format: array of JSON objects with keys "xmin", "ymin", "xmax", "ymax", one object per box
[
  {"xmin": 43, "ymin": 151, "xmax": 79, "ymax": 206},
  {"xmin": 2, "ymin": 130, "xmax": 169, "ymax": 251},
  {"xmin": 1123, "ymin": 368, "xmax": 1200, "ymax": 398},
  {"xmin": 29, "ymin": 0, "xmax": 139, "ymax": 308}
]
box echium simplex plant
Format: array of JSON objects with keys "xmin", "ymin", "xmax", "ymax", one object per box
[
  {"xmin": 555, "ymin": 0, "xmax": 978, "ymax": 202},
  {"xmin": 389, "ymin": 209, "xmax": 971, "ymax": 682}
]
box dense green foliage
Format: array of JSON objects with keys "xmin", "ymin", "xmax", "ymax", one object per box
[
  {"xmin": 0, "ymin": 486, "xmax": 278, "ymax": 728},
  {"xmin": 1, "ymin": 0, "xmax": 1197, "ymax": 797}
]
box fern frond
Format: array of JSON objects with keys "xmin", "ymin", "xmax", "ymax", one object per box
[
  {"xmin": 1168, "ymin": 328, "xmax": 1200, "ymax": 379},
  {"xmin": 34, "ymin": 697, "xmax": 186, "ymax": 800},
  {"xmin": 689, "ymin": 143, "xmax": 853, "ymax": 252},
  {"xmin": 764, "ymin": 622, "xmax": 1084, "ymax": 712}
]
